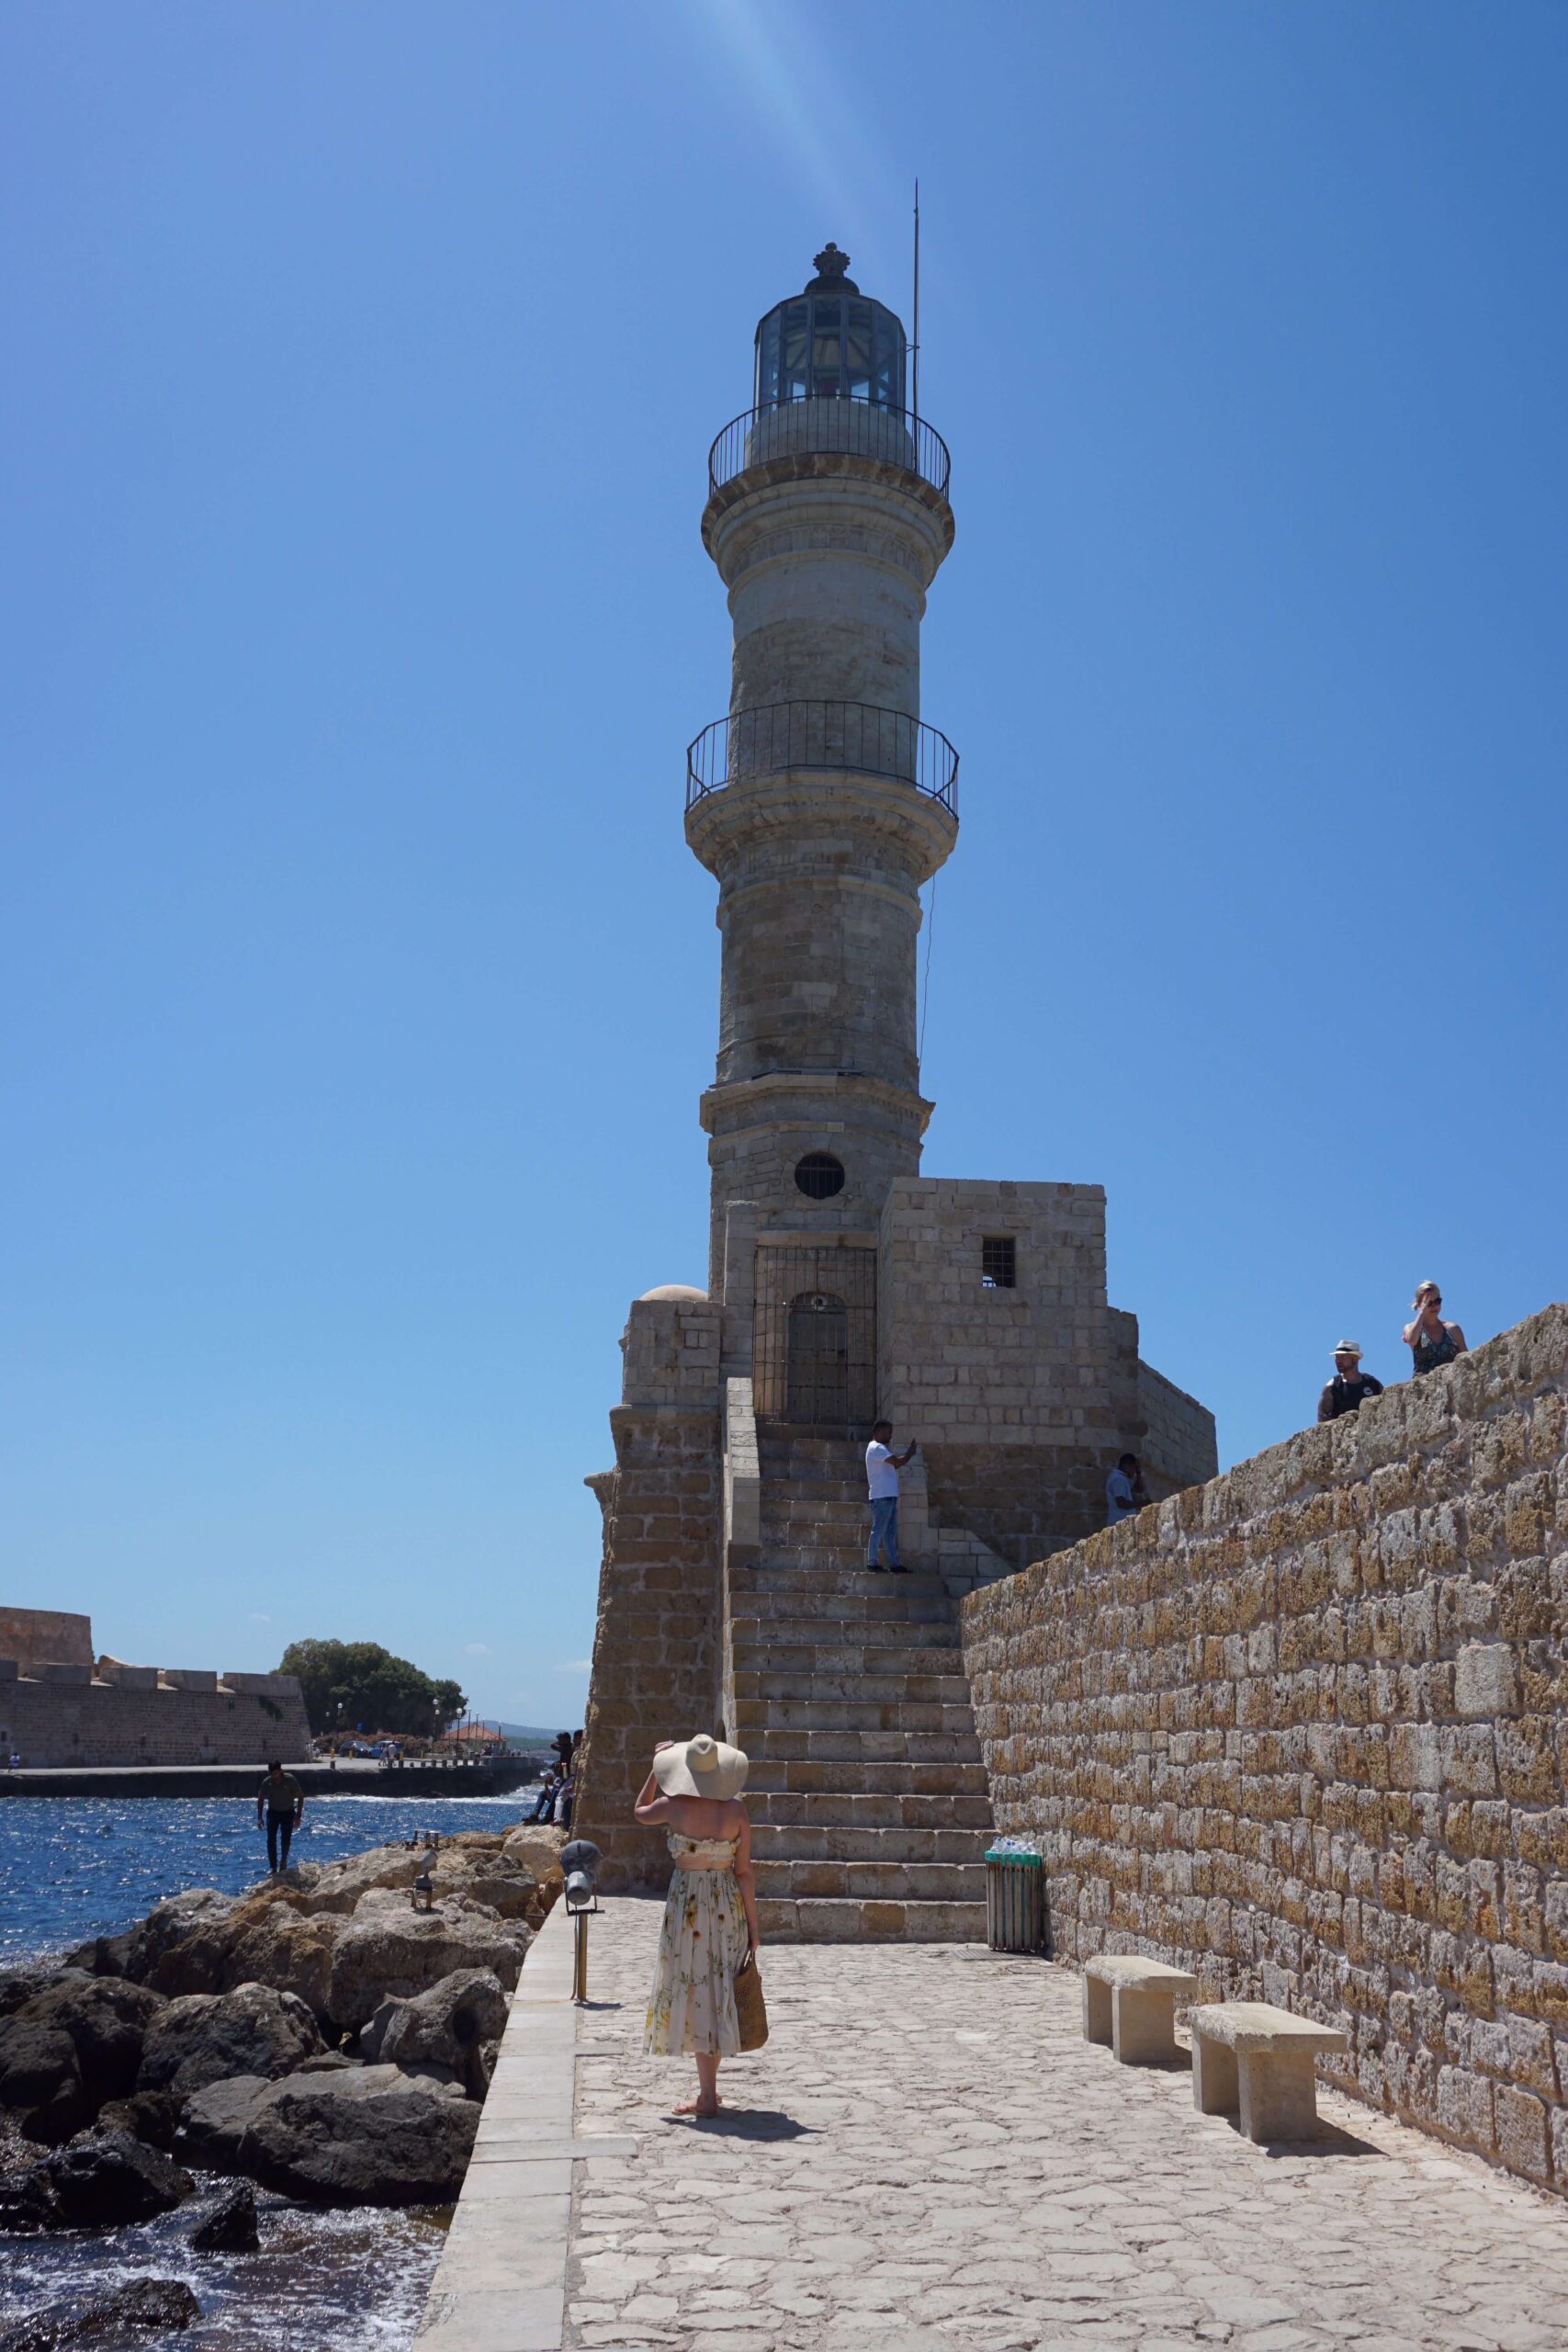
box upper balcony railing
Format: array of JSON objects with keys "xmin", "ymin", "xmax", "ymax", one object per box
[
  {"xmin": 686, "ymin": 700, "xmax": 959, "ymax": 818},
  {"xmin": 708, "ymin": 398, "xmax": 951, "ymax": 501}
]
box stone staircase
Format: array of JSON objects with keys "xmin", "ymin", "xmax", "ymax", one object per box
[{"xmin": 726, "ymin": 1430, "xmax": 997, "ymax": 1943}]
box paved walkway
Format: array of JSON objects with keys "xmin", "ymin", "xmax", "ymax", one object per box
[{"xmin": 568, "ymin": 1896, "xmax": 1568, "ymax": 2352}]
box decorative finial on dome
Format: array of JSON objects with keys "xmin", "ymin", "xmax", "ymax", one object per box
[{"xmin": 812, "ymin": 242, "xmax": 851, "ymax": 280}]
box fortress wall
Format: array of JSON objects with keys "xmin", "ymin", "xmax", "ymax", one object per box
[
  {"xmin": 1136, "ymin": 1356, "xmax": 1221, "ymax": 1495},
  {"xmin": 962, "ymin": 1304, "xmax": 1568, "ymax": 2196},
  {"xmin": 0, "ymin": 1676, "xmax": 311, "ymax": 1767},
  {"xmin": 0, "ymin": 1609, "xmax": 93, "ymax": 1672}
]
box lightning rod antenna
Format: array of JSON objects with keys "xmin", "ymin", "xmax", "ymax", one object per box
[{"xmin": 911, "ymin": 178, "xmax": 920, "ymax": 419}]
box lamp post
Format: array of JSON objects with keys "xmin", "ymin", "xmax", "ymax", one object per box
[{"xmin": 561, "ymin": 1839, "xmax": 602, "ymax": 2004}]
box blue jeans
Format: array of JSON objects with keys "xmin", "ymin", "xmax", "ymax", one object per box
[{"xmin": 867, "ymin": 1495, "xmax": 902, "ymax": 1567}]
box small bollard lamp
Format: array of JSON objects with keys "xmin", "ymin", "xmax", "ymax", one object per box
[
  {"xmin": 560, "ymin": 1838, "xmax": 602, "ymax": 2004},
  {"xmin": 412, "ymin": 1867, "xmax": 436, "ymax": 1914}
]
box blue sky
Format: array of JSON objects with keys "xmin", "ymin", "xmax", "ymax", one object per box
[{"xmin": 3, "ymin": 4, "xmax": 1563, "ymax": 1726}]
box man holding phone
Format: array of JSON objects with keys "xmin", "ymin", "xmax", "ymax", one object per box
[{"xmin": 864, "ymin": 1419, "xmax": 918, "ymax": 1573}]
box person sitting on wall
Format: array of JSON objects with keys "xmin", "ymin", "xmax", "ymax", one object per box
[
  {"xmin": 256, "ymin": 1759, "xmax": 306, "ymax": 1875},
  {"xmin": 1404, "ymin": 1282, "xmax": 1467, "ymax": 1377},
  {"xmin": 1105, "ymin": 1453, "xmax": 1148, "ymax": 1525},
  {"xmin": 1317, "ymin": 1340, "xmax": 1383, "ymax": 1422},
  {"xmin": 864, "ymin": 1419, "xmax": 916, "ymax": 1573},
  {"xmin": 527, "ymin": 1764, "xmax": 563, "ymax": 1823}
]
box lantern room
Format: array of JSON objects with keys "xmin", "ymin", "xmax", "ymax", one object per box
[{"xmin": 753, "ymin": 243, "xmax": 908, "ymax": 410}]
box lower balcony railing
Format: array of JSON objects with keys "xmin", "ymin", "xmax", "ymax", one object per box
[{"xmin": 685, "ymin": 701, "xmax": 959, "ymax": 817}]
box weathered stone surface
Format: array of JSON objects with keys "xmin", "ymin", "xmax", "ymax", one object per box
[
  {"xmin": 357, "ymin": 1966, "xmax": 507, "ymax": 2095},
  {"xmin": 187, "ymin": 2178, "xmax": 258, "ymax": 2251},
  {"xmin": 962, "ymin": 1301, "xmax": 1568, "ymax": 2198},
  {"xmin": 219, "ymin": 1897, "xmax": 344, "ymax": 2019},
  {"xmin": 324, "ymin": 1889, "xmax": 529, "ymax": 2030},
  {"xmin": 181, "ymin": 2064, "xmax": 476, "ymax": 2206},
  {"xmin": 0, "ymin": 2278, "xmax": 199, "ymax": 2348},
  {"xmin": 95, "ymin": 2089, "xmax": 183, "ymax": 2151},
  {"xmin": 0, "ymin": 2020, "xmax": 82, "ymax": 2131},
  {"xmin": 137, "ymin": 1980, "xmax": 323, "ymax": 2096},
  {"xmin": 124, "ymin": 1888, "xmax": 238, "ymax": 1995}
]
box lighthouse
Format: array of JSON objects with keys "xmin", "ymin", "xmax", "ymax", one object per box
[{"xmin": 575, "ymin": 247, "xmax": 1215, "ymax": 1927}]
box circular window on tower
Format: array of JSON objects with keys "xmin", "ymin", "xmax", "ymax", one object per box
[{"xmin": 794, "ymin": 1151, "xmax": 845, "ymax": 1201}]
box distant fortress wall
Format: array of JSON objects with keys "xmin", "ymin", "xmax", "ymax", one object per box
[{"xmin": 0, "ymin": 1609, "xmax": 311, "ymax": 1767}]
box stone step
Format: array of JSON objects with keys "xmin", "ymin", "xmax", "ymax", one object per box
[
  {"xmin": 731, "ymin": 1697, "xmax": 976, "ymax": 1736},
  {"xmin": 745, "ymin": 1755, "xmax": 991, "ymax": 1797},
  {"xmin": 742, "ymin": 1722, "xmax": 983, "ymax": 1759},
  {"xmin": 731, "ymin": 1668, "xmax": 974, "ymax": 1706},
  {"xmin": 729, "ymin": 1591, "xmax": 957, "ymax": 1627},
  {"xmin": 745, "ymin": 1788, "xmax": 994, "ymax": 1831},
  {"xmin": 729, "ymin": 1611, "xmax": 962, "ymax": 1648},
  {"xmin": 758, "ymin": 1895, "xmax": 987, "ymax": 1944},
  {"xmin": 729, "ymin": 1638, "xmax": 966, "ymax": 1677},
  {"xmin": 754, "ymin": 1856, "xmax": 986, "ymax": 1902},
  {"xmin": 750, "ymin": 1823, "xmax": 985, "ymax": 1866},
  {"xmin": 734, "ymin": 1566, "xmax": 954, "ymax": 1600}
]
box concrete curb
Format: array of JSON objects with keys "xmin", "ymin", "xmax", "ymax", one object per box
[{"xmin": 413, "ymin": 1901, "xmax": 632, "ymax": 2352}]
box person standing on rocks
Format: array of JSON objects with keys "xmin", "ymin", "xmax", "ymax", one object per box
[
  {"xmin": 1317, "ymin": 1340, "xmax": 1383, "ymax": 1421},
  {"xmin": 1404, "ymin": 1282, "xmax": 1467, "ymax": 1377},
  {"xmin": 865, "ymin": 1419, "xmax": 916, "ymax": 1572},
  {"xmin": 256, "ymin": 1760, "xmax": 305, "ymax": 1874},
  {"xmin": 636, "ymin": 1735, "xmax": 759, "ymax": 2120}
]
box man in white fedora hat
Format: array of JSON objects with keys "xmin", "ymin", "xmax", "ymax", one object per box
[{"xmin": 1317, "ymin": 1340, "xmax": 1383, "ymax": 1424}]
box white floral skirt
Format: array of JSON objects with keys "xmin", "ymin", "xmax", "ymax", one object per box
[{"xmin": 644, "ymin": 1865, "xmax": 748, "ymax": 2057}]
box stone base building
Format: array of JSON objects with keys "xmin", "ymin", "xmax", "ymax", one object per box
[
  {"xmin": 573, "ymin": 247, "xmax": 1214, "ymax": 1932},
  {"xmin": 0, "ymin": 1607, "xmax": 310, "ymax": 1767}
]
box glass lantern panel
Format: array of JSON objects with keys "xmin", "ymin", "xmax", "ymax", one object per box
[
  {"xmin": 875, "ymin": 310, "xmax": 906, "ymax": 408},
  {"xmin": 780, "ymin": 301, "xmax": 809, "ymax": 400},
  {"xmin": 810, "ymin": 298, "xmax": 841, "ymax": 396},
  {"xmin": 844, "ymin": 301, "xmax": 874, "ymax": 401},
  {"xmin": 756, "ymin": 310, "xmax": 782, "ymax": 407}
]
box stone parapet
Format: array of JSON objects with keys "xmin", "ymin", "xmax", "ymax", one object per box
[
  {"xmin": 0, "ymin": 1675, "xmax": 311, "ymax": 1769},
  {"xmin": 962, "ymin": 1301, "xmax": 1568, "ymax": 2198}
]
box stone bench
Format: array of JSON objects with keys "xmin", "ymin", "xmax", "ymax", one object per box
[
  {"xmin": 1190, "ymin": 2001, "xmax": 1348, "ymax": 2143},
  {"xmin": 1082, "ymin": 1954, "xmax": 1199, "ymax": 2064}
]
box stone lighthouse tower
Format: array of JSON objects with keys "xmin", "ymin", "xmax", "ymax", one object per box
[{"xmin": 575, "ymin": 246, "xmax": 1216, "ymax": 1929}]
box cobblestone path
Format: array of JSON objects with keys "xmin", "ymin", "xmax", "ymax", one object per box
[{"xmin": 568, "ymin": 1896, "xmax": 1568, "ymax": 2352}]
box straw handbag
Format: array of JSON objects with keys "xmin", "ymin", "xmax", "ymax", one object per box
[{"xmin": 734, "ymin": 1947, "xmax": 768, "ymax": 2051}]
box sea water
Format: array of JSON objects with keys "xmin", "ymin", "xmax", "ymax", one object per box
[{"xmin": 0, "ymin": 1790, "xmax": 544, "ymax": 2349}]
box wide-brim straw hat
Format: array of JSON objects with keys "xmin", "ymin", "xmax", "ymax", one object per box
[{"xmin": 652, "ymin": 1734, "xmax": 748, "ymax": 1802}]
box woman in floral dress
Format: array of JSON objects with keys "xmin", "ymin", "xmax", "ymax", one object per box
[{"xmin": 635, "ymin": 1734, "xmax": 760, "ymax": 2117}]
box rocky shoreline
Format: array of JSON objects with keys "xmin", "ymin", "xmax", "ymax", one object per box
[{"xmin": 0, "ymin": 1822, "xmax": 563, "ymax": 2346}]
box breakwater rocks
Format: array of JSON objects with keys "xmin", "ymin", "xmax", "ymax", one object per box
[{"xmin": 0, "ymin": 1823, "xmax": 563, "ymax": 2241}]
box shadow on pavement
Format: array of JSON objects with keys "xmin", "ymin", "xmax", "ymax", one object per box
[{"xmin": 667, "ymin": 2107, "xmax": 821, "ymax": 2141}]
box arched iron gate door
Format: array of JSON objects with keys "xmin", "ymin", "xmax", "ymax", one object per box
[{"xmin": 754, "ymin": 1246, "xmax": 877, "ymax": 1431}]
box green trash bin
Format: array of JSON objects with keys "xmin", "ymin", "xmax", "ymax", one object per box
[{"xmin": 985, "ymin": 1847, "xmax": 1046, "ymax": 1954}]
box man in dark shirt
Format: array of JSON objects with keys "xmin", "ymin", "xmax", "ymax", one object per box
[
  {"xmin": 256, "ymin": 1760, "xmax": 305, "ymax": 1874},
  {"xmin": 1317, "ymin": 1341, "xmax": 1383, "ymax": 1423}
]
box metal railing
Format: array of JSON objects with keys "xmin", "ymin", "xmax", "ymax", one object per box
[
  {"xmin": 708, "ymin": 400, "xmax": 951, "ymax": 499},
  {"xmin": 686, "ymin": 700, "xmax": 959, "ymax": 816}
]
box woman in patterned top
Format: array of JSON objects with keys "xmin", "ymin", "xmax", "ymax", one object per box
[{"xmin": 1404, "ymin": 1281, "xmax": 1468, "ymax": 1377}]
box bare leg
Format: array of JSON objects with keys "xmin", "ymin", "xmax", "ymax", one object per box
[{"xmin": 672, "ymin": 2052, "xmax": 721, "ymax": 2118}]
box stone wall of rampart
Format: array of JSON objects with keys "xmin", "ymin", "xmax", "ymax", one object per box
[
  {"xmin": 0, "ymin": 1676, "xmax": 311, "ymax": 1767},
  {"xmin": 962, "ymin": 1304, "xmax": 1568, "ymax": 2195}
]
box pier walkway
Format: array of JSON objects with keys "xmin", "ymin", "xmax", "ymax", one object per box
[{"xmin": 422, "ymin": 1895, "xmax": 1568, "ymax": 2352}]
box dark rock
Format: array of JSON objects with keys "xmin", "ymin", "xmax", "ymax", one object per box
[
  {"xmin": 19, "ymin": 1977, "xmax": 165, "ymax": 2104},
  {"xmin": 138, "ymin": 1981, "xmax": 323, "ymax": 2098},
  {"xmin": 176, "ymin": 2074, "xmax": 271, "ymax": 2172},
  {"xmin": 188, "ymin": 2178, "xmax": 258, "ymax": 2252},
  {"xmin": 59, "ymin": 1934, "xmax": 131, "ymax": 1980},
  {"xmin": 183, "ymin": 2064, "xmax": 475, "ymax": 2205},
  {"xmin": 94, "ymin": 2090, "xmax": 184, "ymax": 2152},
  {"xmin": 0, "ymin": 2022, "xmax": 83, "ymax": 2127},
  {"xmin": 122, "ymin": 1889, "xmax": 236, "ymax": 1995},
  {"xmin": 0, "ymin": 2277, "xmax": 199, "ymax": 2348},
  {"xmin": 0, "ymin": 1968, "xmax": 69, "ymax": 2020},
  {"xmin": 37, "ymin": 2126, "xmax": 194, "ymax": 2228},
  {"xmin": 0, "ymin": 2166, "xmax": 61, "ymax": 2234},
  {"xmin": 359, "ymin": 1967, "xmax": 508, "ymax": 2097}
]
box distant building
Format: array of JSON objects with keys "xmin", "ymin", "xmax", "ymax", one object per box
[{"xmin": 0, "ymin": 1606, "xmax": 310, "ymax": 1768}]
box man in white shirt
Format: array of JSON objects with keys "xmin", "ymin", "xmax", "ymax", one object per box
[
  {"xmin": 864, "ymin": 1419, "xmax": 918, "ymax": 1573},
  {"xmin": 1105, "ymin": 1453, "xmax": 1146, "ymax": 1526}
]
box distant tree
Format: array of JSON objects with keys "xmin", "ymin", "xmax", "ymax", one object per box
[{"xmin": 276, "ymin": 1639, "xmax": 468, "ymax": 1738}]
